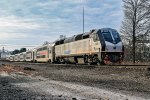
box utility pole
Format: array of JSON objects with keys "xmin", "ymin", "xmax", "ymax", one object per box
[
  {"xmin": 82, "ymin": 0, "xmax": 86, "ymax": 34},
  {"xmin": 2, "ymin": 47, "xmax": 4, "ymax": 53},
  {"xmin": 83, "ymin": 6, "xmax": 84, "ymax": 34}
]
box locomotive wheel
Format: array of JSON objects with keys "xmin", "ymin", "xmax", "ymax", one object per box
[
  {"xmin": 74, "ymin": 57, "xmax": 78, "ymax": 64},
  {"xmin": 84, "ymin": 55, "xmax": 88, "ymax": 64},
  {"xmin": 65, "ymin": 61, "xmax": 68, "ymax": 64},
  {"xmin": 48, "ymin": 59, "xmax": 51, "ymax": 63},
  {"xmin": 96, "ymin": 58, "xmax": 101, "ymax": 65},
  {"xmin": 60, "ymin": 58, "xmax": 63, "ymax": 64},
  {"xmin": 93, "ymin": 55, "xmax": 99, "ymax": 65},
  {"xmin": 56, "ymin": 58, "xmax": 61, "ymax": 64}
]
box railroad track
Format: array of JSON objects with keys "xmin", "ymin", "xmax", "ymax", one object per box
[
  {"xmin": 12, "ymin": 61, "xmax": 150, "ymax": 66},
  {"xmin": 9, "ymin": 61, "xmax": 150, "ymax": 72}
]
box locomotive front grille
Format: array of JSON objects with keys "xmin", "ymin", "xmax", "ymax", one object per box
[{"xmin": 102, "ymin": 52, "xmax": 123, "ymax": 64}]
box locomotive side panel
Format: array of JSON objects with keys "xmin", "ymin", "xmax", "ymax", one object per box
[
  {"xmin": 54, "ymin": 37, "xmax": 103, "ymax": 64},
  {"xmin": 55, "ymin": 36, "xmax": 102, "ymax": 53},
  {"xmin": 55, "ymin": 38, "xmax": 91, "ymax": 57}
]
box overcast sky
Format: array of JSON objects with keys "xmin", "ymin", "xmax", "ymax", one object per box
[{"xmin": 0, "ymin": 0, "xmax": 123, "ymax": 51}]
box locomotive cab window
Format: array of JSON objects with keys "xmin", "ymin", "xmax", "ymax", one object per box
[
  {"xmin": 102, "ymin": 31, "xmax": 113, "ymax": 43},
  {"xmin": 112, "ymin": 30, "xmax": 121, "ymax": 43}
]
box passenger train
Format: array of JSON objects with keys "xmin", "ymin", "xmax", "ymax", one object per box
[{"xmin": 8, "ymin": 28, "xmax": 124, "ymax": 65}]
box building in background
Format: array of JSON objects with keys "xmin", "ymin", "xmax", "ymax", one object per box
[{"xmin": 0, "ymin": 47, "xmax": 11, "ymax": 60}]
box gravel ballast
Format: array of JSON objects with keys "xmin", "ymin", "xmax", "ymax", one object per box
[{"xmin": 0, "ymin": 61, "xmax": 150, "ymax": 100}]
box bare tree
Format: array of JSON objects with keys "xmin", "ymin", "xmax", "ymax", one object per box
[
  {"xmin": 43, "ymin": 41, "xmax": 49, "ymax": 45},
  {"xmin": 121, "ymin": 0, "xmax": 150, "ymax": 63}
]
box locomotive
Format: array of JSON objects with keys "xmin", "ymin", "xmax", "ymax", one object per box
[{"xmin": 8, "ymin": 28, "xmax": 124, "ymax": 65}]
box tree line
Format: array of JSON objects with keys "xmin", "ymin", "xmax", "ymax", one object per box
[
  {"xmin": 121, "ymin": 0, "xmax": 150, "ymax": 63},
  {"xmin": 11, "ymin": 48, "xmax": 26, "ymax": 55}
]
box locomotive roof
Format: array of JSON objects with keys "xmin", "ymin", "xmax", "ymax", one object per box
[
  {"xmin": 55, "ymin": 28, "xmax": 116, "ymax": 45},
  {"xmin": 64, "ymin": 35, "xmax": 76, "ymax": 43},
  {"xmin": 100, "ymin": 28, "xmax": 117, "ymax": 32},
  {"xmin": 83, "ymin": 32, "xmax": 90, "ymax": 36}
]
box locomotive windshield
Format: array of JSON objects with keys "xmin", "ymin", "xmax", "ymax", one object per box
[
  {"xmin": 111, "ymin": 30, "xmax": 121, "ymax": 43},
  {"xmin": 101, "ymin": 29, "xmax": 121, "ymax": 44},
  {"xmin": 102, "ymin": 32, "xmax": 113, "ymax": 43}
]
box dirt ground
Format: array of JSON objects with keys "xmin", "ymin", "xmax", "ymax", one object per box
[{"xmin": 0, "ymin": 61, "xmax": 150, "ymax": 100}]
